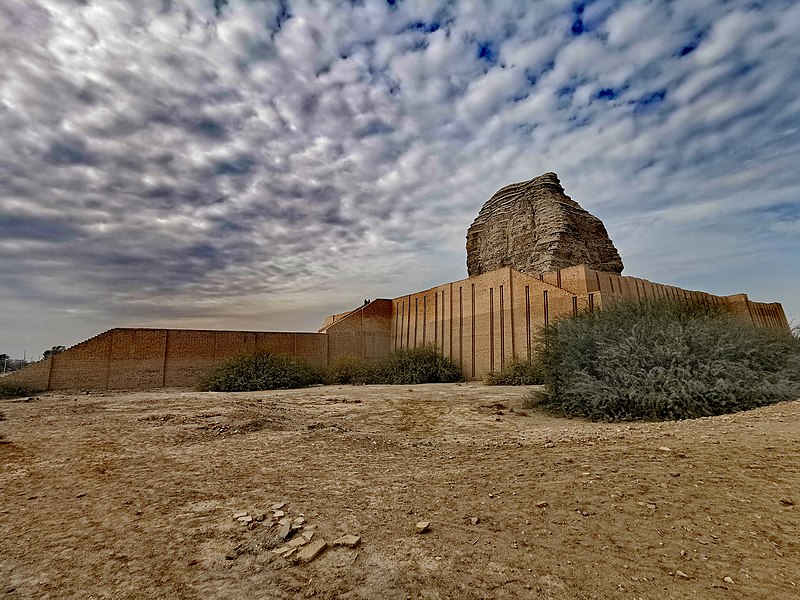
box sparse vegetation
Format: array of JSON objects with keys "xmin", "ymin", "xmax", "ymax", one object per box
[
  {"xmin": 367, "ymin": 345, "xmax": 462, "ymax": 384},
  {"xmin": 197, "ymin": 350, "xmax": 324, "ymax": 392},
  {"xmin": 485, "ymin": 357, "xmax": 547, "ymax": 386},
  {"xmin": 0, "ymin": 382, "xmax": 40, "ymax": 400},
  {"xmin": 201, "ymin": 345, "xmax": 463, "ymax": 392},
  {"xmin": 325, "ymin": 346, "xmax": 463, "ymax": 385},
  {"xmin": 530, "ymin": 298, "xmax": 800, "ymax": 422},
  {"xmin": 324, "ymin": 354, "xmax": 377, "ymax": 385}
]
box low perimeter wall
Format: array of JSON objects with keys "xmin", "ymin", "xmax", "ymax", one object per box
[
  {"xmin": 5, "ymin": 329, "xmax": 329, "ymax": 391},
  {"xmin": 6, "ymin": 299, "xmax": 394, "ymax": 392}
]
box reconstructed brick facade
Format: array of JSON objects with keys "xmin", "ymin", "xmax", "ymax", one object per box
[
  {"xmin": 389, "ymin": 264, "xmax": 787, "ymax": 381},
  {"xmin": 5, "ymin": 264, "xmax": 787, "ymax": 390}
]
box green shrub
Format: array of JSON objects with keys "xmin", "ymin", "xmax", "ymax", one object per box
[
  {"xmin": 485, "ymin": 357, "xmax": 547, "ymax": 385},
  {"xmin": 372, "ymin": 345, "xmax": 463, "ymax": 384},
  {"xmin": 531, "ymin": 299, "xmax": 800, "ymax": 422},
  {"xmin": 325, "ymin": 354, "xmax": 378, "ymax": 385},
  {"xmin": 326, "ymin": 345, "xmax": 462, "ymax": 385},
  {"xmin": 198, "ymin": 346, "xmax": 462, "ymax": 392},
  {"xmin": 197, "ymin": 350, "xmax": 324, "ymax": 392},
  {"xmin": 0, "ymin": 382, "xmax": 39, "ymax": 400}
]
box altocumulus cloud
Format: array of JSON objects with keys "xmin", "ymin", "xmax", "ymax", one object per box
[{"xmin": 1, "ymin": 0, "xmax": 799, "ymax": 357}]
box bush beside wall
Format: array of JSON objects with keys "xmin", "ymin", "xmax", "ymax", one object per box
[
  {"xmin": 0, "ymin": 382, "xmax": 40, "ymax": 400},
  {"xmin": 532, "ymin": 299, "xmax": 800, "ymax": 421},
  {"xmin": 197, "ymin": 350, "xmax": 325, "ymax": 392},
  {"xmin": 200, "ymin": 345, "xmax": 463, "ymax": 392},
  {"xmin": 485, "ymin": 358, "xmax": 547, "ymax": 386}
]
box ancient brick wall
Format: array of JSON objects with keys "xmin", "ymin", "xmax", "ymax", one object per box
[
  {"xmin": 390, "ymin": 268, "xmax": 599, "ymax": 380},
  {"xmin": 4, "ymin": 328, "xmax": 332, "ymax": 391},
  {"xmin": 2, "ymin": 354, "xmax": 52, "ymax": 391},
  {"xmin": 557, "ymin": 266, "xmax": 789, "ymax": 331},
  {"xmin": 49, "ymin": 330, "xmax": 114, "ymax": 389},
  {"xmin": 5, "ymin": 265, "xmax": 787, "ymax": 391},
  {"xmin": 324, "ymin": 300, "xmax": 393, "ymax": 362}
]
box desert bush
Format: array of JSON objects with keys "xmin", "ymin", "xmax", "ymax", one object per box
[
  {"xmin": 0, "ymin": 382, "xmax": 39, "ymax": 400},
  {"xmin": 197, "ymin": 350, "xmax": 324, "ymax": 392},
  {"xmin": 325, "ymin": 354, "xmax": 378, "ymax": 385},
  {"xmin": 372, "ymin": 345, "xmax": 463, "ymax": 384},
  {"xmin": 530, "ymin": 298, "xmax": 800, "ymax": 421},
  {"xmin": 326, "ymin": 345, "xmax": 462, "ymax": 385},
  {"xmin": 485, "ymin": 357, "xmax": 547, "ymax": 385}
]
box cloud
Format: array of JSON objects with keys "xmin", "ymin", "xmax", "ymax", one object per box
[{"xmin": 1, "ymin": 0, "xmax": 799, "ymax": 357}]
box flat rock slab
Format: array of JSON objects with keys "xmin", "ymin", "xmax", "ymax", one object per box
[
  {"xmin": 275, "ymin": 521, "xmax": 291, "ymax": 540},
  {"xmin": 332, "ymin": 534, "xmax": 361, "ymax": 548},
  {"xmin": 286, "ymin": 536, "xmax": 308, "ymax": 549},
  {"xmin": 295, "ymin": 539, "xmax": 327, "ymax": 563}
]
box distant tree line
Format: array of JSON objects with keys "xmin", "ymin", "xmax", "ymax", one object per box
[
  {"xmin": 1, "ymin": 354, "xmax": 26, "ymax": 374},
  {"xmin": 42, "ymin": 345, "xmax": 66, "ymax": 358},
  {"xmin": 1, "ymin": 345, "xmax": 66, "ymax": 375}
]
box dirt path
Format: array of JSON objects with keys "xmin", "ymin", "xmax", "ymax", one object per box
[{"xmin": 1, "ymin": 384, "xmax": 798, "ymax": 599}]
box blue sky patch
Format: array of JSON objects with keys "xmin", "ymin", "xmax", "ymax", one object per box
[{"xmin": 477, "ymin": 40, "xmax": 498, "ymax": 63}]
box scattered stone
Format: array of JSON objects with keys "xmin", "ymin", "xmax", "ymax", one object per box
[
  {"xmin": 295, "ymin": 539, "xmax": 327, "ymax": 563},
  {"xmin": 254, "ymin": 513, "xmax": 266, "ymax": 522},
  {"xmin": 237, "ymin": 515, "xmax": 253, "ymax": 524},
  {"xmin": 779, "ymin": 498, "xmax": 794, "ymax": 506},
  {"xmin": 416, "ymin": 521, "xmax": 431, "ymax": 534},
  {"xmin": 302, "ymin": 530, "xmax": 315, "ymax": 542},
  {"xmin": 333, "ymin": 534, "xmax": 361, "ymax": 548},
  {"xmin": 470, "ymin": 517, "xmax": 480, "ymax": 525},
  {"xmin": 544, "ymin": 441, "xmax": 555, "ymax": 448},
  {"xmin": 286, "ymin": 536, "xmax": 309, "ymax": 549},
  {"xmin": 658, "ymin": 447, "xmax": 672, "ymax": 452},
  {"xmin": 276, "ymin": 520, "xmax": 291, "ymax": 540},
  {"xmin": 293, "ymin": 516, "xmax": 306, "ymax": 527},
  {"xmin": 647, "ymin": 503, "xmax": 657, "ymax": 510},
  {"xmin": 271, "ymin": 545, "xmax": 291, "ymax": 555},
  {"xmin": 723, "ymin": 576, "xmax": 735, "ymax": 584},
  {"xmin": 232, "ymin": 511, "xmax": 248, "ymax": 521},
  {"xmin": 273, "ymin": 510, "xmax": 285, "ymax": 518},
  {"xmin": 675, "ymin": 570, "xmax": 689, "ymax": 579},
  {"xmin": 535, "ymin": 501, "xmax": 548, "ymax": 508},
  {"xmin": 270, "ymin": 502, "xmax": 286, "ymax": 511}
]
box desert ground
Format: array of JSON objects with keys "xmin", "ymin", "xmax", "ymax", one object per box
[{"xmin": 0, "ymin": 384, "xmax": 797, "ymax": 599}]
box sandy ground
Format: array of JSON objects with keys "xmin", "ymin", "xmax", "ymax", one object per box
[{"xmin": 0, "ymin": 383, "xmax": 798, "ymax": 599}]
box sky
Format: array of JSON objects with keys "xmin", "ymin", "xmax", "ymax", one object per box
[{"xmin": 1, "ymin": 0, "xmax": 799, "ymax": 360}]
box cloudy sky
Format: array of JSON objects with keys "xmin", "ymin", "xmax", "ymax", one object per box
[{"xmin": 1, "ymin": 0, "xmax": 799, "ymax": 359}]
